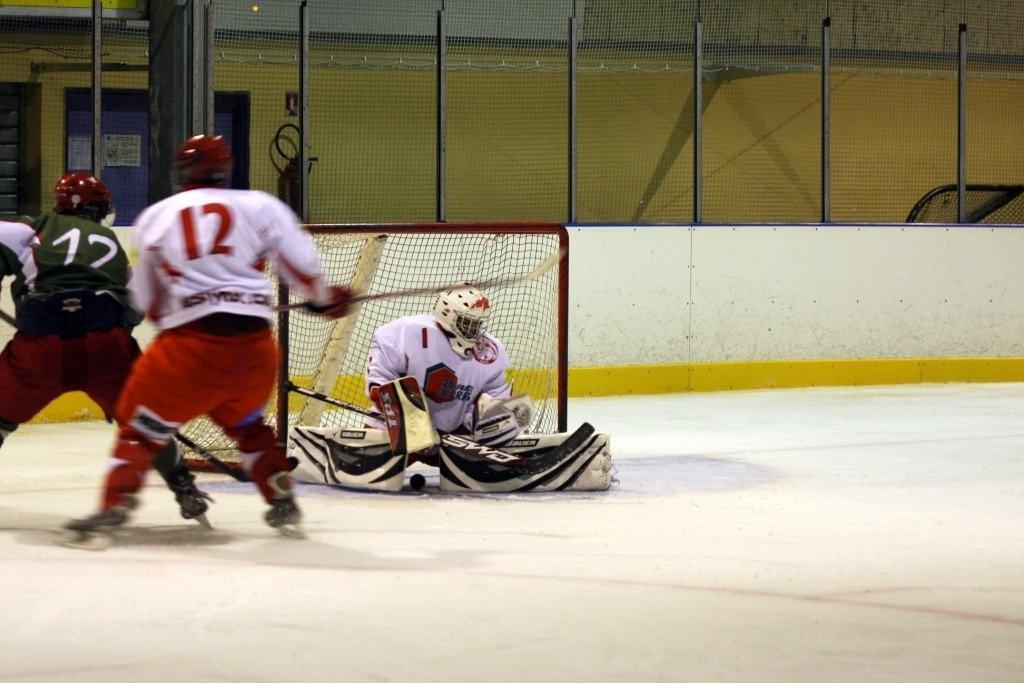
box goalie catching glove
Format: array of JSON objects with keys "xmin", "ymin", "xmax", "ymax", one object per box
[{"xmin": 463, "ymin": 392, "xmax": 536, "ymax": 446}]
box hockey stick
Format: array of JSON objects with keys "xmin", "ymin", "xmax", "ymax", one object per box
[
  {"xmin": 287, "ymin": 382, "xmax": 379, "ymax": 419},
  {"xmin": 174, "ymin": 433, "xmax": 250, "ymax": 482},
  {"xmin": 0, "ymin": 307, "xmax": 249, "ymax": 482},
  {"xmin": 276, "ymin": 246, "xmax": 566, "ymax": 312}
]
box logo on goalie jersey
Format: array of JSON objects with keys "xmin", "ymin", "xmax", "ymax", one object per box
[
  {"xmin": 471, "ymin": 336, "xmax": 498, "ymax": 365},
  {"xmin": 424, "ymin": 363, "xmax": 474, "ymax": 403},
  {"xmin": 424, "ymin": 363, "xmax": 458, "ymax": 402}
]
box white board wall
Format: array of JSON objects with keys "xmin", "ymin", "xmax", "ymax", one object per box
[
  {"xmin": 568, "ymin": 225, "xmax": 1024, "ymax": 366},
  {"xmin": 5, "ymin": 225, "xmax": 1024, "ymax": 369}
]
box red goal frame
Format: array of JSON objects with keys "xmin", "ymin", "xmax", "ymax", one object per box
[{"xmin": 275, "ymin": 222, "xmax": 570, "ymax": 439}]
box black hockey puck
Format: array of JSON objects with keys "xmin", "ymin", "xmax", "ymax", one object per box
[{"xmin": 409, "ymin": 473, "xmax": 426, "ymax": 491}]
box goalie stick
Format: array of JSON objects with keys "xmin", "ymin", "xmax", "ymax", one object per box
[
  {"xmin": 0, "ymin": 307, "xmax": 247, "ymax": 482},
  {"xmin": 276, "ymin": 246, "xmax": 566, "ymax": 313},
  {"xmin": 285, "ymin": 382, "xmax": 595, "ymax": 476}
]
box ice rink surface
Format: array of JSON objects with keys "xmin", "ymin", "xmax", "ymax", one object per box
[{"xmin": 1, "ymin": 383, "xmax": 1022, "ymax": 682}]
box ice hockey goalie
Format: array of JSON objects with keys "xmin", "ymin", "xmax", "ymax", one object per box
[{"xmin": 287, "ymin": 287, "xmax": 612, "ymax": 493}]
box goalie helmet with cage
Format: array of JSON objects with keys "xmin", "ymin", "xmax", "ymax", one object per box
[
  {"xmin": 434, "ymin": 286, "xmax": 491, "ymax": 356},
  {"xmin": 53, "ymin": 172, "xmax": 115, "ymax": 227}
]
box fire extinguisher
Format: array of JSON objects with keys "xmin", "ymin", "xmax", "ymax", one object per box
[
  {"xmin": 278, "ymin": 157, "xmax": 300, "ymax": 213},
  {"xmin": 272, "ymin": 123, "xmax": 317, "ymax": 215}
]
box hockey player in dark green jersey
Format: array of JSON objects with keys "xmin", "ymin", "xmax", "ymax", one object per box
[{"xmin": 0, "ymin": 172, "xmax": 211, "ymax": 525}]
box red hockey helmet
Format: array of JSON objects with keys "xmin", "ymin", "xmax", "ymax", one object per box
[
  {"xmin": 53, "ymin": 172, "xmax": 115, "ymax": 226},
  {"xmin": 172, "ymin": 134, "xmax": 233, "ymax": 191}
]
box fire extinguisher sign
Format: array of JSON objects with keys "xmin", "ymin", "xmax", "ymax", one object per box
[{"xmin": 285, "ymin": 91, "xmax": 299, "ymax": 117}]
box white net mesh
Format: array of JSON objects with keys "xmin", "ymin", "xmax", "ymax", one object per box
[{"xmin": 181, "ymin": 223, "xmax": 567, "ymax": 466}]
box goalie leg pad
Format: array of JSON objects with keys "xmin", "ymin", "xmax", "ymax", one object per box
[
  {"xmin": 439, "ymin": 424, "xmax": 612, "ymax": 493},
  {"xmin": 289, "ymin": 426, "xmax": 407, "ymax": 492},
  {"xmin": 375, "ymin": 377, "xmax": 441, "ymax": 456}
]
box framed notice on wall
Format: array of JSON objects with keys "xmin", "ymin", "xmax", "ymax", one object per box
[
  {"xmin": 66, "ymin": 135, "xmax": 90, "ymax": 171},
  {"xmin": 103, "ymin": 134, "xmax": 141, "ymax": 167},
  {"xmin": 65, "ymin": 134, "xmax": 142, "ymax": 170}
]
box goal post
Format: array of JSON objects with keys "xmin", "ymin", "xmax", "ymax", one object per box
[{"xmin": 181, "ymin": 222, "xmax": 568, "ymax": 470}]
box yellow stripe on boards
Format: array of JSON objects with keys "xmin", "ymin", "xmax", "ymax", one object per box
[
  {"xmin": 569, "ymin": 358, "xmax": 1024, "ymax": 396},
  {"xmin": 27, "ymin": 357, "xmax": 1024, "ymax": 424}
]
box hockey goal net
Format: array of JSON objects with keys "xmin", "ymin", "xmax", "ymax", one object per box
[{"xmin": 180, "ymin": 223, "xmax": 568, "ymax": 470}]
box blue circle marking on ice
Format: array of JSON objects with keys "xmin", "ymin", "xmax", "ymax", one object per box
[{"xmin": 612, "ymin": 455, "xmax": 776, "ymax": 495}]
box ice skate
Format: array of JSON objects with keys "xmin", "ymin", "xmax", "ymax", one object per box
[
  {"xmin": 264, "ymin": 495, "xmax": 304, "ymax": 538},
  {"xmin": 62, "ymin": 495, "xmax": 138, "ymax": 550},
  {"xmin": 166, "ymin": 465, "xmax": 214, "ymax": 530}
]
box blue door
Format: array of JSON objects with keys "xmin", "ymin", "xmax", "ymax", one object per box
[{"xmin": 65, "ymin": 89, "xmax": 250, "ymax": 225}]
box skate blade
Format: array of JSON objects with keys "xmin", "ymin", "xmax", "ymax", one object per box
[
  {"xmin": 276, "ymin": 523, "xmax": 306, "ymax": 539},
  {"xmin": 61, "ymin": 529, "xmax": 112, "ymax": 551},
  {"xmin": 194, "ymin": 514, "xmax": 214, "ymax": 531}
]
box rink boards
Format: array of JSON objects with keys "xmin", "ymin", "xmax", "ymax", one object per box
[
  {"xmin": 7, "ymin": 222, "xmax": 1024, "ymax": 420},
  {"xmin": 568, "ymin": 223, "xmax": 1024, "ymax": 394}
]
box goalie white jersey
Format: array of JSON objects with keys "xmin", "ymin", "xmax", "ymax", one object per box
[
  {"xmin": 129, "ymin": 187, "xmax": 329, "ymax": 329},
  {"xmin": 366, "ymin": 314, "xmax": 511, "ymax": 433}
]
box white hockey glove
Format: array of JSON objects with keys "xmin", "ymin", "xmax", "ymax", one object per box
[{"xmin": 465, "ymin": 393, "xmax": 536, "ymax": 447}]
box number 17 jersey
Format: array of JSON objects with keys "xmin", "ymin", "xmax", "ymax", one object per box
[{"xmin": 130, "ymin": 187, "xmax": 327, "ymax": 329}]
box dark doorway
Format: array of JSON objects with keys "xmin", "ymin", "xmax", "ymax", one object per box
[{"xmin": 65, "ymin": 89, "xmax": 250, "ymax": 224}]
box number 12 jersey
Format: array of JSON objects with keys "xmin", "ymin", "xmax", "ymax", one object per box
[{"xmin": 130, "ymin": 187, "xmax": 328, "ymax": 329}]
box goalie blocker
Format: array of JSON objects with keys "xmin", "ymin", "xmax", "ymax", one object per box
[{"xmin": 287, "ymin": 378, "xmax": 612, "ymax": 493}]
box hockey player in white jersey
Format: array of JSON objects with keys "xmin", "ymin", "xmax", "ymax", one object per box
[
  {"xmin": 66, "ymin": 134, "xmax": 353, "ymax": 542},
  {"xmin": 289, "ymin": 287, "xmax": 612, "ymax": 493}
]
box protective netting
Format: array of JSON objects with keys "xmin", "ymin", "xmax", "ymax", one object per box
[
  {"xmin": 0, "ymin": 8, "xmax": 148, "ymax": 222},
  {"xmin": 577, "ymin": 1, "xmax": 695, "ymax": 222},
  {"xmin": 966, "ymin": 4, "xmax": 1024, "ymax": 189},
  {"xmin": 213, "ymin": 2, "xmax": 299, "ymax": 202},
  {"xmin": 702, "ymin": 0, "xmax": 822, "ymax": 223},
  {"xmin": 0, "ymin": 13, "xmax": 91, "ymax": 219},
  {"xmin": 181, "ymin": 224, "xmax": 567, "ymax": 465},
  {"xmin": 96, "ymin": 16, "xmax": 149, "ymax": 223},
  {"xmin": 830, "ymin": 0, "xmax": 958, "ymax": 223},
  {"xmin": 307, "ymin": 1, "xmax": 437, "ymax": 223},
  {"xmin": 3, "ymin": 2, "xmax": 1024, "ymax": 226},
  {"xmin": 444, "ymin": 0, "xmax": 569, "ymax": 221}
]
